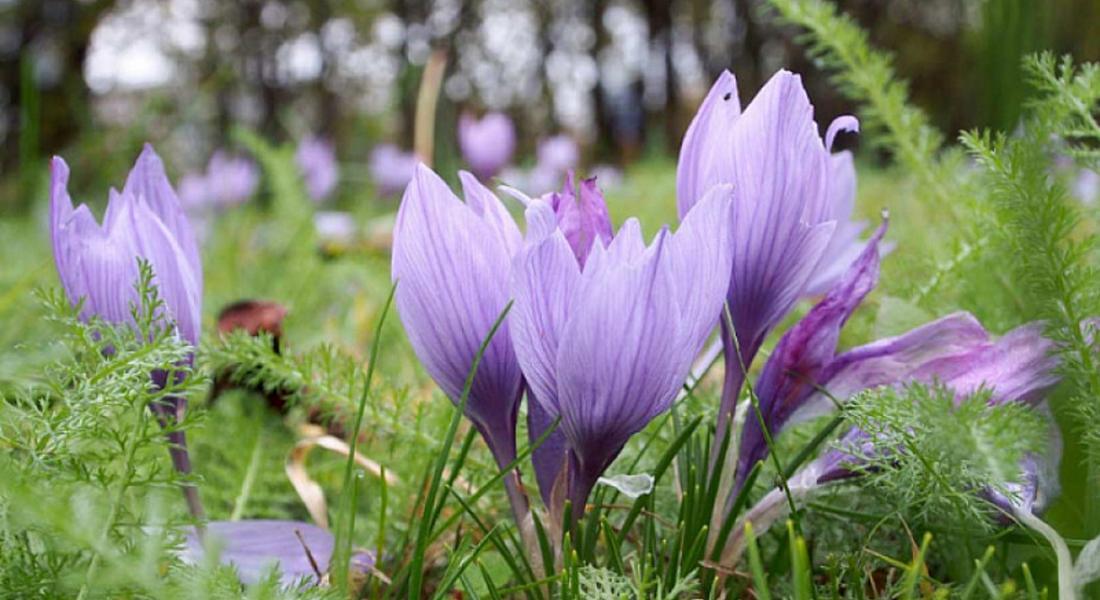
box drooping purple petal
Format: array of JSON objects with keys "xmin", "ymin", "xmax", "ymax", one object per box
[
  {"xmin": 909, "ymin": 321, "xmax": 1060, "ymax": 406},
  {"xmin": 458, "ymin": 112, "xmax": 517, "ymax": 180},
  {"xmin": 392, "ymin": 164, "xmax": 524, "ymax": 468},
  {"xmin": 295, "ymin": 136, "xmax": 339, "ymax": 202},
  {"xmin": 735, "ymin": 219, "xmax": 886, "ymax": 484},
  {"xmin": 182, "ymin": 520, "xmax": 373, "ymax": 587},
  {"xmin": 825, "ymin": 115, "xmax": 860, "ymax": 151}
]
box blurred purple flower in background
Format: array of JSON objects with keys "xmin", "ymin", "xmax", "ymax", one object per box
[
  {"xmin": 510, "ymin": 183, "xmax": 735, "ymax": 517},
  {"xmin": 523, "ymin": 135, "xmax": 581, "ymax": 195},
  {"xmin": 458, "ymin": 112, "xmax": 516, "ymax": 180},
  {"xmin": 676, "ymin": 69, "xmax": 864, "ymax": 449},
  {"xmin": 370, "ymin": 144, "xmax": 419, "ymax": 197},
  {"xmin": 296, "ymin": 136, "xmax": 339, "ymax": 202},
  {"xmin": 178, "ymin": 150, "xmax": 259, "ymax": 212}
]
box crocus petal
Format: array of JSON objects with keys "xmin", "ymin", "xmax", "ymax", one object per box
[
  {"xmin": 825, "ymin": 115, "xmax": 860, "ymax": 151},
  {"xmin": 666, "ymin": 183, "xmax": 735, "ymax": 354},
  {"xmin": 676, "ymin": 70, "xmax": 741, "ymax": 217},
  {"xmin": 122, "ymin": 144, "xmax": 203, "ymax": 290},
  {"xmin": 509, "ymin": 200, "xmax": 581, "ymax": 416},
  {"xmin": 604, "ymin": 218, "xmax": 648, "ymax": 264},
  {"xmin": 119, "ymin": 192, "xmax": 204, "ymax": 345},
  {"xmin": 798, "ymin": 312, "xmax": 992, "ymax": 420},
  {"xmin": 555, "ymin": 232, "xmax": 684, "ymax": 486},
  {"xmin": 182, "ymin": 520, "xmax": 372, "ymax": 587},
  {"xmin": 910, "ymin": 321, "xmax": 1060, "ymax": 406},
  {"xmin": 735, "ymin": 219, "xmax": 886, "ymax": 482},
  {"xmin": 392, "ymin": 164, "xmax": 523, "ymax": 463}
]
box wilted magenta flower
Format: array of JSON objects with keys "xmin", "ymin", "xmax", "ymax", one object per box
[
  {"xmin": 537, "ymin": 135, "xmax": 580, "ymax": 174},
  {"xmin": 50, "ymin": 145, "xmax": 203, "ymax": 346},
  {"xmin": 541, "ymin": 172, "xmax": 613, "ymax": 267},
  {"xmin": 458, "ymin": 112, "xmax": 516, "ymax": 180},
  {"xmin": 510, "ymin": 184, "xmax": 735, "ymax": 516},
  {"xmin": 179, "ymin": 150, "xmax": 259, "ymax": 212},
  {"xmin": 392, "ymin": 164, "xmax": 525, "ymax": 481},
  {"xmin": 296, "ymin": 136, "xmax": 339, "ymax": 202},
  {"xmin": 733, "ymin": 217, "xmax": 990, "ymax": 488},
  {"xmin": 370, "ymin": 144, "xmax": 419, "ymax": 197},
  {"xmin": 726, "ymin": 317, "xmax": 1064, "ymax": 562},
  {"xmin": 677, "ymin": 69, "xmax": 863, "ymax": 447}
]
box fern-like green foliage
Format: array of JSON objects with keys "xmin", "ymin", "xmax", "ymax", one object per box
[
  {"xmin": 766, "ymin": 0, "xmax": 947, "ymax": 197},
  {"xmin": 842, "ymin": 384, "xmax": 1048, "ymax": 530},
  {"xmin": 961, "ymin": 53, "xmax": 1100, "ymax": 534}
]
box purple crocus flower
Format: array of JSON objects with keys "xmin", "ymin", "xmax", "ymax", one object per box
[
  {"xmin": 370, "ymin": 144, "xmax": 419, "ymax": 197},
  {"xmin": 51, "ymin": 145, "xmax": 203, "ymax": 346},
  {"xmin": 458, "ymin": 112, "xmax": 517, "ymax": 180},
  {"xmin": 677, "ymin": 69, "xmax": 859, "ymax": 448},
  {"xmin": 391, "ymin": 164, "xmax": 528, "ymax": 510},
  {"xmin": 542, "ymin": 172, "xmax": 613, "ymax": 268},
  {"xmin": 510, "ymin": 183, "xmax": 735, "ymax": 517},
  {"xmin": 296, "ymin": 136, "xmax": 339, "ymax": 202},
  {"xmin": 50, "ymin": 144, "xmax": 205, "ymax": 519}
]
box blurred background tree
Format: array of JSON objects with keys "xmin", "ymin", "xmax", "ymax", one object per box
[{"xmin": 2, "ymin": 0, "xmax": 1098, "ymax": 213}]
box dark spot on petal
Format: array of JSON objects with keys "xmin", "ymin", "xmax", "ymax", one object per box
[{"xmin": 723, "ymin": 92, "xmax": 732, "ymax": 101}]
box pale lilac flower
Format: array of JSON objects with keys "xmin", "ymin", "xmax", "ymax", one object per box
[
  {"xmin": 208, "ymin": 151, "xmax": 260, "ymax": 207},
  {"xmin": 537, "ymin": 135, "xmax": 580, "ymax": 174},
  {"xmin": 50, "ymin": 145, "xmax": 203, "ymax": 346},
  {"xmin": 458, "ymin": 112, "xmax": 516, "ymax": 180},
  {"xmin": 1074, "ymin": 168, "xmax": 1099, "ymax": 205},
  {"xmin": 392, "ymin": 165, "xmax": 524, "ymax": 476},
  {"xmin": 314, "ymin": 211, "xmax": 357, "ymax": 246},
  {"xmin": 677, "ymin": 69, "xmax": 861, "ymax": 446},
  {"xmin": 296, "ymin": 136, "xmax": 339, "ymax": 202},
  {"xmin": 370, "ymin": 144, "xmax": 419, "ymax": 197},
  {"xmin": 510, "ymin": 184, "xmax": 735, "ymax": 515}
]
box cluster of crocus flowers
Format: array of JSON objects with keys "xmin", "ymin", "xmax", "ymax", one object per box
[
  {"xmin": 458, "ymin": 112, "xmax": 517, "ymax": 180},
  {"xmin": 295, "ymin": 136, "xmax": 340, "ymax": 202},
  {"xmin": 392, "ymin": 162, "xmax": 734, "ymax": 532},
  {"xmin": 178, "ymin": 150, "xmax": 259, "ymax": 213},
  {"xmin": 391, "ymin": 66, "xmax": 1067, "ymax": 577}
]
